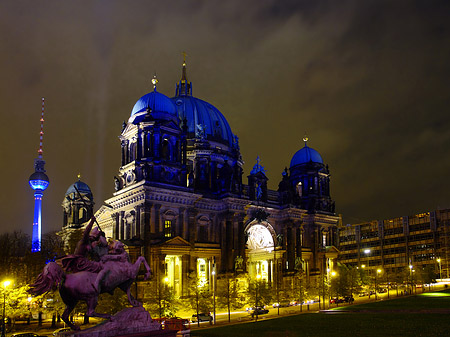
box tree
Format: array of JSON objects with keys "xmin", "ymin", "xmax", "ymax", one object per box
[
  {"xmin": 143, "ymin": 279, "xmax": 180, "ymax": 319},
  {"xmin": 245, "ymin": 277, "xmax": 272, "ymax": 311},
  {"xmin": 2, "ymin": 283, "xmax": 32, "ymax": 329},
  {"xmin": 216, "ymin": 275, "xmax": 246, "ymax": 322},
  {"xmin": 292, "ymin": 273, "xmax": 306, "ymax": 312},
  {"xmin": 184, "ymin": 276, "xmax": 212, "ymax": 327}
]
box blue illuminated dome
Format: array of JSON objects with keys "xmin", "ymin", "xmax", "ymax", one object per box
[
  {"xmin": 290, "ymin": 144, "xmax": 323, "ymax": 167},
  {"xmin": 66, "ymin": 179, "xmax": 92, "ymax": 197},
  {"xmin": 172, "ymin": 95, "xmax": 235, "ymax": 147},
  {"xmin": 131, "ymin": 89, "xmax": 177, "ymax": 116},
  {"xmin": 29, "ymin": 171, "xmax": 49, "ymax": 190}
]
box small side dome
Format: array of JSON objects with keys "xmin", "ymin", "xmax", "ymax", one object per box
[
  {"xmin": 131, "ymin": 89, "xmax": 177, "ymax": 116},
  {"xmin": 66, "ymin": 178, "xmax": 92, "ymax": 197},
  {"xmin": 290, "ymin": 144, "xmax": 323, "ymax": 167}
]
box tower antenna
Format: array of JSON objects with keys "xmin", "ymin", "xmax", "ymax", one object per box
[{"xmin": 38, "ymin": 97, "xmax": 45, "ymax": 158}]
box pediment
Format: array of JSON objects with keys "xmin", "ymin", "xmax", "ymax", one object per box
[
  {"xmin": 121, "ymin": 123, "xmax": 137, "ymax": 136},
  {"xmin": 162, "ymin": 236, "xmax": 192, "ymax": 247},
  {"xmin": 325, "ymin": 245, "xmax": 340, "ymax": 254}
]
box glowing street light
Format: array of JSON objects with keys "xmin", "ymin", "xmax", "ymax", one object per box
[
  {"xmin": 437, "ymin": 258, "xmax": 442, "ymax": 280},
  {"xmin": 254, "ymin": 274, "xmax": 262, "ymax": 320},
  {"xmin": 212, "ymin": 262, "xmax": 216, "ymax": 325},
  {"xmin": 409, "ymin": 264, "xmax": 414, "ymax": 294},
  {"xmin": 375, "ymin": 269, "xmax": 382, "ymax": 300},
  {"xmin": 2, "ymin": 280, "xmax": 12, "ymax": 337}
]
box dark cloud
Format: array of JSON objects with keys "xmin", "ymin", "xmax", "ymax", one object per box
[{"xmin": 1, "ymin": 0, "xmax": 450, "ymax": 235}]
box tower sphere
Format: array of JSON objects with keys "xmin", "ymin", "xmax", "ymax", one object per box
[{"xmin": 29, "ymin": 171, "xmax": 49, "ymax": 191}]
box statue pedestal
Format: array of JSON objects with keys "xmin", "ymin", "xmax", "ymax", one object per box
[{"xmin": 59, "ymin": 307, "xmax": 177, "ymax": 337}]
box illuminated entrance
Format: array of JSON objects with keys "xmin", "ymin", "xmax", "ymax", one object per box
[
  {"xmin": 245, "ymin": 219, "xmax": 277, "ymax": 283},
  {"xmin": 164, "ymin": 255, "xmax": 182, "ymax": 296}
]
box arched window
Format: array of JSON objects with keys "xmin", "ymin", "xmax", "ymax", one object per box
[
  {"xmin": 129, "ymin": 142, "xmax": 137, "ymax": 162},
  {"xmin": 164, "ymin": 220, "xmax": 173, "ymax": 238},
  {"xmin": 161, "ymin": 138, "xmax": 170, "ymax": 161},
  {"xmin": 79, "ymin": 208, "xmax": 86, "ymax": 222},
  {"xmin": 163, "ymin": 210, "xmax": 177, "ymax": 238},
  {"xmin": 197, "ymin": 216, "xmax": 210, "ymax": 242},
  {"xmin": 296, "ymin": 182, "xmax": 302, "ymax": 197}
]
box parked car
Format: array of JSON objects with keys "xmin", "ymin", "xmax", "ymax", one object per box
[
  {"xmin": 249, "ymin": 306, "xmax": 269, "ymax": 317},
  {"xmin": 272, "ymin": 300, "xmax": 290, "ymax": 308},
  {"xmin": 52, "ymin": 328, "xmax": 71, "ymax": 336},
  {"xmin": 12, "ymin": 333, "xmax": 46, "ymax": 337},
  {"xmin": 330, "ymin": 297, "xmax": 344, "ymax": 304},
  {"xmin": 344, "ymin": 296, "xmax": 354, "ymax": 303},
  {"xmin": 191, "ymin": 312, "xmax": 212, "ymax": 323}
]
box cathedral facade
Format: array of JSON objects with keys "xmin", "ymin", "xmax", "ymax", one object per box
[{"xmin": 62, "ymin": 61, "xmax": 340, "ymax": 299}]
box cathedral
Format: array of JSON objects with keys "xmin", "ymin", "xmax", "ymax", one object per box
[{"xmin": 61, "ymin": 60, "xmax": 340, "ymax": 298}]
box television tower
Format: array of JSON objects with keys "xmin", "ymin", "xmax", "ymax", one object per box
[{"xmin": 28, "ymin": 97, "xmax": 49, "ymax": 252}]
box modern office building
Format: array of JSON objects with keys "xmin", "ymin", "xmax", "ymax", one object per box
[
  {"xmin": 60, "ymin": 60, "xmax": 340, "ymax": 296},
  {"xmin": 338, "ymin": 209, "xmax": 450, "ymax": 279}
]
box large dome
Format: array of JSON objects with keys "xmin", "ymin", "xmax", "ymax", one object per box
[
  {"xmin": 290, "ymin": 144, "xmax": 323, "ymax": 167},
  {"xmin": 172, "ymin": 95, "xmax": 235, "ymax": 147},
  {"xmin": 131, "ymin": 89, "xmax": 177, "ymax": 116},
  {"xmin": 66, "ymin": 179, "xmax": 92, "ymax": 196}
]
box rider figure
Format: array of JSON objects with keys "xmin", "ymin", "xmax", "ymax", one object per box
[
  {"xmin": 60, "ymin": 216, "xmax": 107, "ymax": 273},
  {"xmin": 92, "ymin": 240, "xmax": 130, "ymax": 293}
]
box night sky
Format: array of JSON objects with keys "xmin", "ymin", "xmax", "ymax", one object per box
[{"xmin": 1, "ymin": 0, "xmax": 449, "ymax": 235}]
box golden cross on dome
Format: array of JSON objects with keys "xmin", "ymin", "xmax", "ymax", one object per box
[
  {"xmin": 303, "ymin": 132, "xmax": 309, "ymax": 145},
  {"xmin": 182, "ymin": 51, "xmax": 188, "ymax": 66},
  {"xmin": 152, "ymin": 74, "xmax": 158, "ymax": 89},
  {"xmin": 77, "ymin": 173, "xmax": 81, "ymax": 180}
]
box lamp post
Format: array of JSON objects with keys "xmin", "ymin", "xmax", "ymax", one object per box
[
  {"xmin": 212, "ymin": 263, "xmax": 216, "ymax": 325},
  {"xmin": 330, "ymin": 271, "xmax": 336, "ymax": 307},
  {"xmin": 163, "ymin": 276, "xmax": 169, "ymax": 319},
  {"xmin": 437, "ymin": 258, "xmax": 442, "ymax": 280},
  {"xmin": 27, "ymin": 297, "xmax": 32, "ymax": 325},
  {"xmin": 375, "ymin": 269, "xmax": 382, "ymax": 300},
  {"xmin": 409, "ymin": 264, "xmax": 413, "ymax": 294},
  {"xmin": 2, "ymin": 280, "xmax": 11, "ymax": 337},
  {"xmin": 254, "ymin": 274, "xmax": 261, "ymax": 320}
]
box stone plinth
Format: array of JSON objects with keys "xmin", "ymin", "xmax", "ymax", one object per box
[{"xmin": 59, "ymin": 307, "xmax": 176, "ymax": 337}]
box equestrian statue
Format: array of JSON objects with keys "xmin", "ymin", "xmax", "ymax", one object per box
[{"xmin": 29, "ymin": 216, "xmax": 152, "ymax": 330}]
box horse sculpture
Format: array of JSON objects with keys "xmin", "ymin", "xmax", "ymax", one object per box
[{"xmin": 29, "ymin": 240, "xmax": 151, "ymax": 330}]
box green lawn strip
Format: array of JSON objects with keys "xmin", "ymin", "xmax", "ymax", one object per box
[
  {"xmin": 332, "ymin": 289, "xmax": 450, "ymax": 312},
  {"xmin": 191, "ymin": 313, "xmax": 450, "ymax": 337},
  {"xmin": 192, "ymin": 290, "xmax": 450, "ymax": 337}
]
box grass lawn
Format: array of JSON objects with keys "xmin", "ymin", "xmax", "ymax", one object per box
[{"xmin": 191, "ymin": 289, "xmax": 450, "ymax": 337}]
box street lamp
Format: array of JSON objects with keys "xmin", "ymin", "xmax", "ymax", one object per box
[
  {"xmin": 375, "ymin": 269, "xmax": 382, "ymax": 300},
  {"xmin": 254, "ymin": 274, "xmax": 262, "ymax": 320},
  {"xmin": 330, "ymin": 271, "xmax": 337, "ymax": 307},
  {"xmin": 2, "ymin": 280, "xmax": 12, "ymax": 337},
  {"xmin": 437, "ymin": 258, "xmax": 442, "ymax": 280},
  {"xmin": 212, "ymin": 265, "xmax": 216, "ymax": 325},
  {"xmin": 409, "ymin": 264, "xmax": 413, "ymax": 294}
]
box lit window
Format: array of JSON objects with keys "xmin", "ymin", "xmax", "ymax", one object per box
[
  {"xmin": 165, "ymin": 220, "xmax": 172, "ymax": 238},
  {"xmin": 197, "ymin": 258, "xmax": 207, "ymax": 287}
]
